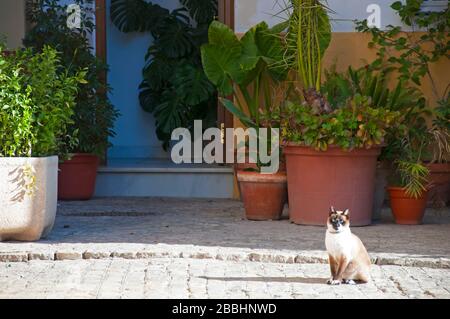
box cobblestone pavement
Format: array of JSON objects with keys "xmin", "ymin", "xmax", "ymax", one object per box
[
  {"xmin": 0, "ymin": 258, "xmax": 449, "ymax": 299},
  {"xmin": 1, "ymin": 198, "xmax": 450, "ymax": 268}
]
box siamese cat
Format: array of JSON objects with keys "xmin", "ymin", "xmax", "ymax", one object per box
[{"xmin": 325, "ymin": 207, "xmax": 371, "ymax": 285}]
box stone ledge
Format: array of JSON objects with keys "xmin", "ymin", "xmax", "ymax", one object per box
[{"xmin": 1, "ymin": 246, "xmax": 448, "ymax": 269}]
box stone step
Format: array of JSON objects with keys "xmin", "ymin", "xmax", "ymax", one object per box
[{"xmin": 94, "ymin": 158, "xmax": 234, "ymax": 198}]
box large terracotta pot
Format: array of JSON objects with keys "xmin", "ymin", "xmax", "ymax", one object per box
[
  {"xmin": 58, "ymin": 153, "xmax": 100, "ymax": 200},
  {"xmin": 284, "ymin": 145, "xmax": 381, "ymax": 226},
  {"xmin": 426, "ymin": 163, "xmax": 450, "ymax": 208},
  {"xmin": 237, "ymin": 171, "xmax": 288, "ymax": 221},
  {"xmin": 388, "ymin": 187, "xmax": 428, "ymax": 225}
]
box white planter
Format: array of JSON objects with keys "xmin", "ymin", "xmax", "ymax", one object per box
[{"xmin": 0, "ymin": 156, "xmax": 58, "ymax": 241}]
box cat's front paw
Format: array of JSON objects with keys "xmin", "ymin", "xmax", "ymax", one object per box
[{"xmin": 327, "ymin": 278, "xmax": 342, "ymax": 285}]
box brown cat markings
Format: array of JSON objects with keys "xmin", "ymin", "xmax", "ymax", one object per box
[{"xmin": 325, "ymin": 207, "xmax": 371, "ymax": 285}]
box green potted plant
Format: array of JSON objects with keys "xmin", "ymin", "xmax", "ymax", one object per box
[
  {"xmin": 276, "ymin": 0, "xmax": 399, "ymax": 226},
  {"xmin": 427, "ymin": 98, "xmax": 450, "ymax": 207},
  {"xmin": 387, "ymin": 132, "xmax": 431, "ymax": 225},
  {"xmin": 201, "ymin": 21, "xmax": 289, "ymax": 220},
  {"xmin": 0, "ymin": 44, "xmax": 85, "ymax": 241},
  {"xmin": 24, "ymin": 0, "xmax": 119, "ymax": 200},
  {"xmin": 321, "ymin": 65, "xmax": 427, "ymax": 220},
  {"xmin": 356, "ymin": 0, "xmax": 450, "ymax": 208}
]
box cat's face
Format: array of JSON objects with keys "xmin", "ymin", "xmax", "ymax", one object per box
[{"xmin": 327, "ymin": 206, "xmax": 350, "ymax": 233}]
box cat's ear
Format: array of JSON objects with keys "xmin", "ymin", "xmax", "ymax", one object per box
[
  {"xmin": 329, "ymin": 206, "xmax": 336, "ymax": 215},
  {"xmin": 343, "ymin": 209, "xmax": 350, "ymax": 216}
]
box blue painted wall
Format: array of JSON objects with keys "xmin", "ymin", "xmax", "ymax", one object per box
[{"xmin": 106, "ymin": 0, "xmax": 181, "ymax": 159}]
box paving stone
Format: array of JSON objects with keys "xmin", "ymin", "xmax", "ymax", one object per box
[{"xmin": 0, "ymin": 198, "xmax": 449, "ymax": 270}]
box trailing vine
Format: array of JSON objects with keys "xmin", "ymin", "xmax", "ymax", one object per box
[{"xmin": 111, "ymin": 0, "xmax": 218, "ymax": 149}]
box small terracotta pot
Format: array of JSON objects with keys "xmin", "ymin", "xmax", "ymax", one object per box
[
  {"xmin": 284, "ymin": 145, "xmax": 381, "ymax": 226},
  {"xmin": 237, "ymin": 171, "xmax": 288, "ymax": 221},
  {"xmin": 388, "ymin": 187, "xmax": 428, "ymax": 225},
  {"xmin": 426, "ymin": 163, "xmax": 450, "ymax": 207},
  {"xmin": 233, "ymin": 150, "xmax": 286, "ymax": 199},
  {"xmin": 58, "ymin": 153, "xmax": 100, "ymax": 200}
]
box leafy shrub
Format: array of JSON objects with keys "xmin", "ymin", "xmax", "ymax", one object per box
[
  {"xmin": 24, "ymin": 0, "xmax": 119, "ymax": 158},
  {"xmin": 0, "ymin": 45, "xmax": 85, "ymax": 157},
  {"xmin": 279, "ymin": 94, "xmax": 399, "ymax": 151}
]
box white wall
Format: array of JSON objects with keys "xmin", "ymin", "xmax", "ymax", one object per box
[
  {"xmin": 0, "ymin": 0, "xmax": 26, "ymax": 48},
  {"xmin": 235, "ymin": 0, "xmax": 448, "ymax": 33}
]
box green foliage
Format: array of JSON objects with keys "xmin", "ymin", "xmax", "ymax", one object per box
[
  {"xmin": 322, "ymin": 65, "xmax": 424, "ymax": 111},
  {"xmin": 201, "ymin": 21, "xmax": 288, "ymax": 128},
  {"xmin": 429, "ymin": 94, "xmax": 450, "ymax": 163},
  {"xmin": 280, "ymin": 94, "xmax": 399, "ymax": 151},
  {"xmin": 111, "ymin": 0, "xmax": 217, "ymax": 149},
  {"xmin": 355, "ymin": 0, "xmax": 449, "ymax": 192},
  {"xmin": 0, "ymin": 45, "xmax": 85, "ymax": 157},
  {"xmin": 355, "ymin": 0, "xmax": 449, "ymax": 99},
  {"xmin": 396, "ymin": 160, "xmax": 430, "ymax": 198},
  {"xmin": 24, "ymin": 0, "xmax": 120, "ymax": 158}
]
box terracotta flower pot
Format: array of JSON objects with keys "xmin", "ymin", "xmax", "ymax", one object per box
[
  {"xmin": 426, "ymin": 163, "xmax": 450, "ymax": 208},
  {"xmin": 237, "ymin": 171, "xmax": 288, "ymax": 221},
  {"xmin": 284, "ymin": 145, "xmax": 381, "ymax": 226},
  {"xmin": 233, "ymin": 150, "xmax": 286, "ymax": 199},
  {"xmin": 388, "ymin": 187, "xmax": 428, "ymax": 225},
  {"xmin": 58, "ymin": 153, "xmax": 100, "ymax": 200}
]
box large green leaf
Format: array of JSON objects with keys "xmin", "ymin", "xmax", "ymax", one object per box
[
  {"xmin": 172, "ymin": 63, "xmax": 215, "ymax": 106},
  {"xmin": 239, "ymin": 25, "xmax": 260, "ymax": 71},
  {"xmin": 207, "ymin": 20, "xmax": 240, "ymax": 48},
  {"xmin": 201, "ymin": 44, "xmax": 241, "ymax": 96},
  {"xmin": 201, "ymin": 22, "xmax": 243, "ymax": 96},
  {"xmin": 254, "ymin": 22, "xmax": 288, "ymax": 81},
  {"xmin": 180, "ymin": 0, "xmax": 217, "ymax": 25},
  {"xmin": 110, "ymin": 0, "xmax": 169, "ymax": 33},
  {"xmin": 156, "ymin": 16, "xmax": 195, "ymax": 58}
]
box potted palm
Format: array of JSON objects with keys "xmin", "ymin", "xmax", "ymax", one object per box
[
  {"xmin": 201, "ymin": 21, "xmax": 289, "ymax": 220},
  {"xmin": 0, "ymin": 44, "xmax": 85, "ymax": 241},
  {"xmin": 277, "ymin": 0, "xmax": 398, "ymax": 226},
  {"xmin": 25, "ymin": 0, "xmax": 119, "ymax": 200},
  {"xmin": 387, "ymin": 136, "xmax": 431, "ymax": 225}
]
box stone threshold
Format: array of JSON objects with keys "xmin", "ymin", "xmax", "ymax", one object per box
[{"xmin": 1, "ymin": 245, "xmax": 448, "ymax": 269}]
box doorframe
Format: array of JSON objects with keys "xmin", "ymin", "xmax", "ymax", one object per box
[{"xmin": 217, "ymin": 0, "xmax": 235, "ymax": 146}]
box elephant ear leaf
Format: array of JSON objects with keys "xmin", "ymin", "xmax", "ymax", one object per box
[
  {"xmin": 239, "ymin": 22, "xmax": 287, "ymax": 85},
  {"xmin": 254, "ymin": 22, "xmax": 288, "ymax": 81},
  {"xmin": 201, "ymin": 21, "xmax": 243, "ymax": 96},
  {"xmin": 239, "ymin": 24, "xmax": 260, "ymax": 72}
]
